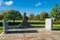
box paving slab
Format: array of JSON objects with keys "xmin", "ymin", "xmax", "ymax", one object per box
[{"xmin": 0, "ymin": 28, "xmax": 60, "ymax": 40}]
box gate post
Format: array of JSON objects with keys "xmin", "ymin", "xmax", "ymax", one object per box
[
  {"xmin": 3, "ymin": 18, "xmax": 8, "ymax": 33},
  {"xmin": 45, "ymin": 18, "xmax": 53, "ymax": 31}
]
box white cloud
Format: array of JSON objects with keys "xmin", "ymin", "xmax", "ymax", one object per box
[
  {"xmin": 5, "ymin": 1, "xmax": 13, "ymax": 6},
  {"xmin": 35, "ymin": 2, "xmax": 42, "ymax": 6}
]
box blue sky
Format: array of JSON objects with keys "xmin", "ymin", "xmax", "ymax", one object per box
[{"xmin": 0, "ymin": 0, "xmax": 60, "ymax": 15}]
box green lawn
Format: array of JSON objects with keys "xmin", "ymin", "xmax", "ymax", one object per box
[
  {"xmin": 0, "ymin": 26, "xmax": 3, "ymax": 33},
  {"xmin": 0, "ymin": 20, "xmax": 44, "ymax": 22}
]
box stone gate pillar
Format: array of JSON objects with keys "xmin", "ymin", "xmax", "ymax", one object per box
[
  {"xmin": 45, "ymin": 18, "xmax": 53, "ymax": 31},
  {"xmin": 3, "ymin": 18, "xmax": 8, "ymax": 33}
]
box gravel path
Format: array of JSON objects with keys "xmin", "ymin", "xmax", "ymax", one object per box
[{"xmin": 0, "ymin": 28, "xmax": 60, "ymax": 40}]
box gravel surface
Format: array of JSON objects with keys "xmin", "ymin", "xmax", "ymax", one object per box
[{"xmin": 0, "ymin": 28, "xmax": 60, "ymax": 40}]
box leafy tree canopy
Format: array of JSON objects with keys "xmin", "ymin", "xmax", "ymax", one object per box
[{"xmin": 3, "ymin": 10, "xmax": 22, "ymax": 22}]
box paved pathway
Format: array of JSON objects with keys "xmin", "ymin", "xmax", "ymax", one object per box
[{"xmin": 0, "ymin": 28, "xmax": 60, "ymax": 40}]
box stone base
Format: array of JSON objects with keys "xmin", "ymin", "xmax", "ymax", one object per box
[{"xmin": 20, "ymin": 21, "xmax": 30, "ymax": 28}]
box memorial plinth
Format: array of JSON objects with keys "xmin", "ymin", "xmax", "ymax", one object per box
[{"xmin": 45, "ymin": 18, "xmax": 53, "ymax": 31}]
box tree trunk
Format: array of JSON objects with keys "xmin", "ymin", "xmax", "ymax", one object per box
[{"xmin": 13, "ymin": 19, "xmax": 15, "ymax": 23}]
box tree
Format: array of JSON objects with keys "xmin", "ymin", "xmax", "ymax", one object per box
[
  {"xmin": 40, "ymin": 12, "xmax": 48, "ymax": 21},
  {"xmin": 56, "ymin": 8, "xmax": 60, "ymax": 20},
  {"xmin": 29, "ymin": 13, "xmax": 35, "ymax": 20},
  {"xmin": 3, "ymin": 10, "xmax": 22, "ymax": 22},
  {"xmin": 0, "ymin": 14, "xmax": 4, "ymax": 20},
  {"xmin": 50, "ymin": 4, "xmax": 60, "ymax": 17},
  {"xmin": 35, "ymin": 14, "xmax": 40, "ymax": 20},
  {"xmin": 49, "ymin": 4, "xmax": 60, "ymax": 21}
]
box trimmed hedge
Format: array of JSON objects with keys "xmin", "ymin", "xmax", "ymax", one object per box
[
  {"xmin": 0, "ymin": 22, "xmax": 60, "ymax": 26},
  {"xmin": 0, "ymin": 22, "xmax": 45, "ymax": 26}
]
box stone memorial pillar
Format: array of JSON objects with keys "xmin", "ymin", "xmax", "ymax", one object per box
[
  {"xmin": 45, "ymin": 18, "xmax": 53, "ymax": 31},
  {"xmin": 3, "ymin": 18, "xmax": 8, "ymax": 33}
]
